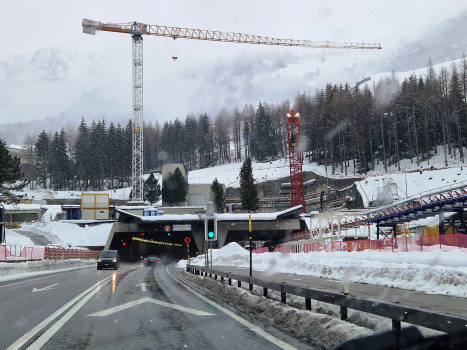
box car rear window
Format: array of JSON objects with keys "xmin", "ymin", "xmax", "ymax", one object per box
[{"xmin": 100, "ymin": 251, "xmax": 117, "ymax": 258}]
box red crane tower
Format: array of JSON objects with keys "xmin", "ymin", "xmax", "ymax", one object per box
[{"xmin": 287, "ymin": 109, "xmax": 306, "ymax": 214}]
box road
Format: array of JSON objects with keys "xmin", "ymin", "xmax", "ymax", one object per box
[
  {"xmin": 211, "ymin": 265, "xmax": 467, "ymax": 318},
  {"xmin": 0, "ymin": 263, "xmax": 312, "ymax": 350}
]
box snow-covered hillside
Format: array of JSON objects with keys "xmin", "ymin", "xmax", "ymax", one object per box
[{"xmin": 6, "ymin": 149, "xmax": 467, "ymax": 247}]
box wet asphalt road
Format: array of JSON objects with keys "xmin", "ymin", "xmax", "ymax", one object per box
[{"xmin": 0, "ymin": 263, "xmax": 312, "ymax": 350}]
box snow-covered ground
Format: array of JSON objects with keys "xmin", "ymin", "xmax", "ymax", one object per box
[
  {"xmin": 178, "ymin": 243, "xmax": 449, "ymax": 349},
  {"xmin": 0, "ymin": 260, "xmax": 96, "ymax": 279},
  {"xmin": 179, "ymin": 242, "xmax": 467, "ymax": 298},
  {"xmin": 4, "ymin": 204, "xmax": 112, "ymax": 247},
  {"xmin": 20, "ymin": 187, "xmax": 132, "ymax": 201},
  {"xmin": 4, "ymin": 228, "xmax": 34, "ymax": 246},
  {"xmin": 4, "ymin": 145, "xmax": 467, "ymax": 298},
  {"xmin": 17, "ymin": 221, "xmax": 113, "ymax": 247}
]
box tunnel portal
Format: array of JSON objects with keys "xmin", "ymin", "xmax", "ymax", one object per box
[{"xmin": 109, "ymin": 231, "xmax": 197, "ymax": 263}]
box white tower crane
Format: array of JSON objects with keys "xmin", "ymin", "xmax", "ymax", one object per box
[{"xmin": 82, "ymin": 19, "xmax": 381, "ymax": 202}]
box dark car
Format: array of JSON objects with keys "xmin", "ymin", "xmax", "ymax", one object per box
[
  {"xmin": 144, "ymin": 255, "xmax": 160, "ymax": 266},
  {"xmin": 97, "ymin": 250, "xmax": 120, "ymax": 270},
  {"xmin": 242, "ymin": 241, "xmax": 256, "ymax": 251}
]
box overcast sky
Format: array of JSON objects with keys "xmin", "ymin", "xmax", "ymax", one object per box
[{"xmin": 1, "ymin": 0, "xmax": 467, "ymax": 132}]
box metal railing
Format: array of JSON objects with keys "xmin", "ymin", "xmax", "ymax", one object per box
[{"xmin": 186, "ymin": 264, "xmax": 467, "ymax": 334}]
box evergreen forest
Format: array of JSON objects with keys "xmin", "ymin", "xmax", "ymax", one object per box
[{"xmin": 30, "ymin": 57, "xmax": 467, "ymax": 191}]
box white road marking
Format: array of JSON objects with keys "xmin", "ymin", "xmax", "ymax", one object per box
[
  {"xmin": 0, "ymin": 270, "xmax": 89, "ymax": 289},
  {"xmin": 6, "ymin": 268, "xmax": 132, "ymax": 350},
  {"xmin": 166, "ymin": 266, "xmax": 299, "ymax": 350},
  {"xmin": 26, "ymin": 278, "xmax": 113, "ymax": 350},
  {"xmin": 136, "ymin": 282, "xmax": 148, "ymax": 292},
  {"xmin": 32, "ymin": 284, "xmax": 58, "ymax": 292},
  {"xmin": 6, "ymin": 278, "xmax": 110, "ymax": 350},
  {"xmin": 87, "ymin": 297, "xmax": 215, "ymax": 317}
]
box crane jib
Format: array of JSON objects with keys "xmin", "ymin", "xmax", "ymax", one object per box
[
  {"xmin": 82, "ymin": 19, "xmax": 381, "ymax": 50},
  {"xmin": 82, "ymin": 18, "xmax": 381, "ymax": 201}
]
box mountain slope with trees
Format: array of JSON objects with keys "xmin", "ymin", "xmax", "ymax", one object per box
[{"xmin": 26, "ymin": 55, "xmax": 467, "ymax": 191}]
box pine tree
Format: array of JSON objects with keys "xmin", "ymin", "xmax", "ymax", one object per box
[
  {"xmin": 242, "ymin": 104, "xmax": 254, "ymax": 159},
  {"xmin": 252, "ymin": 102, "xmax": 276, "ymax": 161},
  {"xmin": 49, "ymin": 129, "xmax": 71, "ymax": 190},
  {"xmin": 213, "ymin": 110, "xmax": 231, "ymax": 164},
  {"xmin": 107, "ymin": 122, "xmax": 118, "ymax": 189},
  {"xmin": 0, "ymin": 138, "xmax": 27, "ymax": 203},
  {"xmin": 162, "ymin": 171, "xmax": 176, "ymax": 206},
  {"xmin": 119, "ymin": 120, "xmax": 133, "ymax": 186},
  {"xmin": 239, "ymin": 157, "xmax": 259, "ymax": 212},
  {"xmin": 114, "ymin": 122, "xmax": 130, "ymax": 187},
  {"xmin": 183, "ymin": 115, "xmax": 198, "ymax": 170},
  {"xmin": 173, "ymin": 118, "xmax": 184, "ymax": 163},
  {"xmin": 144, "ymin": 172, "xmax": 161, "ymax": 205},
  {"xmin": 22, "ymin": 134, "xmax": 35, "ymax": 189},
  {"xmin": 74, "ymin": 118, "xmax": 90, "ymax": 190},
  {"xmin": 89, "ymin": 120, "xmax": 108, "ymax": 190},
  {"xmin": 35, "ymin": 130, "xmax": 50, "ymax": 189},
  {"xmin": 197, "ymin": 114, "xmax": 214, "ymax": 168},
  {"xmin": 210, "ymin": 178, "xmax": 226, "ymax": 213},
  {"xmin": 173, "ymin": 167, "xmax": 187, "ymax": 205},
  {"xmin": 159, "ymin": 121, "xmax": 173, "ymax": 165},
  {"xmin": 232, "ymin": 107, "xmax": 242, "ymax": 162}
]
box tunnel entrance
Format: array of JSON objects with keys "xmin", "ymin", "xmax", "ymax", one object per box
[{"xmin": 109, "ymin": 231, "xmax": 198, "ymax": 263}]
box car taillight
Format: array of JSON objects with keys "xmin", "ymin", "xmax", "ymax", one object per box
[
  {"xmin": 145, "ymin": 259, "xmax": 149, "ymax": 261},
  {"xmin": 156, "ymin": 259, "xmax": 160, "ymax": 261}
]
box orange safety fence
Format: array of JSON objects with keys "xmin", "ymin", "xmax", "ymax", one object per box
[
  {"xmin": 252, "ymin": 247, "xmax": 269, "ymax": 254},
  {"xmin": 44, "ymin": 246, "xmax": 101, "ymax": 260},
  {"xmin": 0, "ymin": 245, "xmax": 100, "ymax": 261},
  {"xmin": 286, "ymin": 234, "xmax": 467, "ymax": 254}
]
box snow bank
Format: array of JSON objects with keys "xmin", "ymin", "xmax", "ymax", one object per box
[
  {"xmin": 180, "ymin": 269, "xmax": 372, "ymax": 349},
  {"xmin": 185, "ymin": 243, "xmax": 467, "ymax": 298},
  {"xmin": 31, "ymin": 221, "xmax": 113, "ymax": 247},
  {"xmin": 0, "ymin": 259, "xmax": 96, "ymax": 279},
  {"xmin": 4, "ymin": 228, "xmax": 34, "ymax": 246}
]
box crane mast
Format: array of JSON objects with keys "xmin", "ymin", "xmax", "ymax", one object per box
[
  {"xmin": 82, "ymin": 19, "xmax": 381, "ymax": 204},
  {"xmin": 131, "ymin": 27, "xmax": 144, "ymax": 202},
  {"xmin": 287, "ymin": 109, "xmax": 306, "ymax": 213}
]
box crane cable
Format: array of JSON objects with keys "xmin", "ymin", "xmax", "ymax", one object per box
[{"xmin": 172, "ymin": 37, "xmax": 178, "ymax": 61}]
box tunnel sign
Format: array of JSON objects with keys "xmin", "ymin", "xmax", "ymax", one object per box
[
  {"xmin": 184, "ymin": 237, "xmax": 191, "ymax": 244},
  {"xmin": 173, "ymin": 224, "xmax": 191, "ymax": 231},
  {"xmin": 163, "ymin": 225, "xmax": 172, "ymax": 233}
]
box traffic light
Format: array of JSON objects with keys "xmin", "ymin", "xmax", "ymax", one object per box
[{"xmin": 205, "ymin": 215, "xmax": 217, "ymax": 241}]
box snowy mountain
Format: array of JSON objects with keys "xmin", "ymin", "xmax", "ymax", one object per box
[
  {"xmin": 376, "ymin": 10, "xmax": 467, "ymax": 72},
  {"xmin": 2, "ymin": 10, "xmax": 467, "ymax": 145}
]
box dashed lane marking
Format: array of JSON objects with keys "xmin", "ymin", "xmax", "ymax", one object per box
[
  {"xmin": 6, "ymin": 268, "xmax": 133, "ymax": 350},
  {"xmin": 166, "ymin": 266, "xmax": 299, "ymax": 350}
]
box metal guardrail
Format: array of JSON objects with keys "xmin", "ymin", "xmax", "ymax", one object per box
[{"xmin": 186, "ymin": 264, "xmax": 467, "ymax": 334}]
